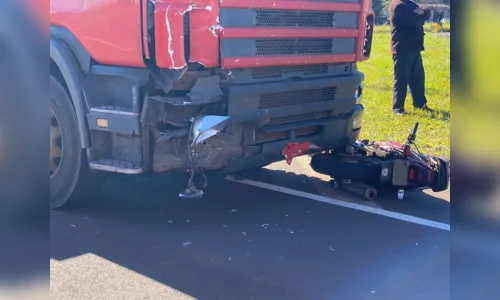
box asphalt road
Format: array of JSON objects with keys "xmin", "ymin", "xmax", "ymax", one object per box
[{"xmin": 50, "ymin": 157, "xmax": 450, "ymax": 300}]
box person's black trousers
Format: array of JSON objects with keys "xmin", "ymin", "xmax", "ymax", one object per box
[{"xmin": 392, "ymin": 51, "xmax": 428, "ymax": 112}]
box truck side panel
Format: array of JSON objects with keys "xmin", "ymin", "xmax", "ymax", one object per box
[{"xmin": 50, "ymin": 0, "xmax": 144, "ymax": 67}]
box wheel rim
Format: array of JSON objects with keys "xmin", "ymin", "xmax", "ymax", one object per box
[{"xmin": 50, "ymin": 107, "xmax": 63, "ymax": 178}]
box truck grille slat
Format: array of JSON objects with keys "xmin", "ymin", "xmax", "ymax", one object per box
[
  {"xmin": 256, "ymin": 10, "xmax": 336, "ymax": 28},
  {"xmin": 251, "ymin": 64, "xmax": 329, "ymax": 80},
  {"xmin": 259, "ymin": 87, "xmax": 337, "ymax": 109},
  {"xmin": 269, "ymin": 111, "xmax": 334, "ymax": 125},
  {"xmin": 256, "ymin": 38, "xmax": 334, "ymax": 56}
]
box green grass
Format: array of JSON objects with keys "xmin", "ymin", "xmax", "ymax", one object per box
[
  {"xmin": 358, "ymin": 27, "xmax": 450, "ymax": 158},
  {"xmin": 374, "ymin": 24, "xmax": 450, "ymax": 33}
]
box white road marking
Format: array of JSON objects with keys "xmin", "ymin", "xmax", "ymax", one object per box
[{"xmin": 226, "ymin": 176, "xmax": 450, "ymax": 232}]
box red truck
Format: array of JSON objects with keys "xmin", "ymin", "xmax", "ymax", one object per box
[{"xmin": 49, "ymin": 0, "xmax": 374, "ymax": 208}]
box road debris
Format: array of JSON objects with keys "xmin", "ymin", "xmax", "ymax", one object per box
[
  {"xmin": 231, "ymin": 209, "xmax": 238, "ymax": 213},
  {"xmin": 286, "ymin": 229, "xmax": 294, "ymax": 234},
  {"xmin": 168, "ymin": 220, "xmax": 174, "ymax": 223},
  {"xmin": 242, "ymin": 232, "xmax": 247, "ymax": 235},
  {"xmin": 183, "ymin": 242, "xmax": 192, "ymax": 246},
  {"xmin": 70, "ymin": 224, "xmax": 76, "ymax": 228},
  {"xmin": 261, "ymin": 223, "xmax": 269, "ymax": 228}
]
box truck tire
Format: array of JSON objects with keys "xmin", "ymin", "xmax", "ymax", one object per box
[{"xmin": 50, "ymin": 75, "xmax": 102, "ymax": 209}]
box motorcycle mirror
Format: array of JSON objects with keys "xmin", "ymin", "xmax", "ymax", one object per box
[{"xmin": 191, "ymin": 115, "xmax": 230, "ymax": 146}]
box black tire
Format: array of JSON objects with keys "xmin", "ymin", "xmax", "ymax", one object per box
[{"xmin": 50, "ymin": 76, "xmax": 103, "ymax": 209}]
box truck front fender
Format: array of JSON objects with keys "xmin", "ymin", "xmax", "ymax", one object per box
[{"xmin": 50, "ymin": 38, "xmax": 90, "ymax": 148}]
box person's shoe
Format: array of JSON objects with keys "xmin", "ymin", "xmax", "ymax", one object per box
[
  {"xmin": 416, "ymin": 105, "xmax": 433, "ymax": 113},
  {"xmin": 393, "ymin": 108, "xmax": 406, "ymax": 116}
]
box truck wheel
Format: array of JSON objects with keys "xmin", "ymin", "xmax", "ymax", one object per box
[{"xmin": 50, "ymin": 76, "xmax": 102, "ymax": 209}]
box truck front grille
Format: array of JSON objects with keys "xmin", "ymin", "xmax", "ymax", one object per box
[
  {"xmin": 251, "ymin": 65, "xmax": 329, "ymax": 80},
  {"xmin": 255, "ymin": 10, "xmax": 336, "ymax": 28},
  {"xmin": 269, "ymin": 110, "xmax": 334, "ymax": 125},
  {"xmin": 256, "ymin": 38, "xmax": 334, "ymax": 56},
  {"xmin": 259, "ymin": 87, "xmax": 337, "ymax": 109}
]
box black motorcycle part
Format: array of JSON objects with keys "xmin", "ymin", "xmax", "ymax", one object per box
[{"xmin": 310, "ymin": 152, "xmax": 382, "ymax": 186}]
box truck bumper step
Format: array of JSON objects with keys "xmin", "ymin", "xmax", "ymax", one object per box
[{"xmin": 89, "ymin": 159, "xmax": 143, "ymax": 174}]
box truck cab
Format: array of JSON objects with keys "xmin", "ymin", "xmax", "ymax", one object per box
[{"xmin": 49, "ymin": 0, "xmax": 374, "ymax": 207}]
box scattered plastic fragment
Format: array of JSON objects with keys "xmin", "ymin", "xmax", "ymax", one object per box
[
  {"xmin": 183, "ymin": 242, "xmax": 192, "ymax": 246},
  {"xmin": 231, "ymin": 209, "xmax": 238, "ymax": 213}
]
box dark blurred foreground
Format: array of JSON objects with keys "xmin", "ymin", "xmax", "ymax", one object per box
[
  {"xmin": 451, "ymin": 1, "xmax": 500, "ymax": 299},
  {"xmin": 0, "ymin": 0, "xmax": 48, "ymax": 298},
  {"xmin": 0, "ymin": 0, "xmax": 498, "ymax": 298}
]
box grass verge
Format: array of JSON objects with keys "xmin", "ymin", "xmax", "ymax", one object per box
[{"xmin": 358, "ymin": 27, "xmax": 450, "ymax": 159}]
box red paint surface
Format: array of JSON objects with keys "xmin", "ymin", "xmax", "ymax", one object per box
[
  {"xmin": 282, "ymin": 142, "xmax": 319, "ymax": 165},
  {"xmin": 222, "ymin": 28, "xmax": 359, "ymax": 39},
  {"xmin": 356, "ymin": 0, "xmax": 374, "ymax": 61},
  {"xmin": 220, "ymin": 0, "xmax": 361, "ymax": 12},
  {"xmin": 154, "ymin": 2, "xmax": 188, "ymax": 69},
  {"xmin": 49, "ymin": 0, "xmax": 371, "ymax": 70},
  {"xmin": 50, "ymin": 0, "xmax": 145, "ymax": 67},
  {"xmin": 189, "ymin": 0, "xmax": 220, "ymax": 67},
  {"xmin": 222, "ymin": 54, "xmax": 357, "ymax": 69}
]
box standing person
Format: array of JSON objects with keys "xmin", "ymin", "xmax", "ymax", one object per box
[{"xmin": 389, "ymin": 0, "xmax": 432, "ymax": 115}]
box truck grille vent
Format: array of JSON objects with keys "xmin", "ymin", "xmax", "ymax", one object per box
[
  {"xmin": 251, "ymin": 65, "xmax": 329, "ymax": 80},
  {"xmin": 256, "ymin": 10, "xmax": 335, "ymax": 28},
  {"xmin": 269, "ymin": 110, "xmax": 334, "ymax": 125},
  {"xmin": 256, "ymin": 39, "xmax": 333, "ymax": 56},
  {"xmin": 259, "ymin": 87, "xmax": 336, "ymax": 109}
]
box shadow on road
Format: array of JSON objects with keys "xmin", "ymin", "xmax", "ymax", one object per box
[
  {"xmin": 50, "ymin": 170, "xmax": 450, "ymax": 300},
  {"xmin": 236, "ymin": 167, "xmax": 450, "ymax": 224}
]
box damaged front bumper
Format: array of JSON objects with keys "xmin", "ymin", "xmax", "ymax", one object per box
[{"xmin": 142, "ymin": 72, "xmax": 364, "ymax": 174}]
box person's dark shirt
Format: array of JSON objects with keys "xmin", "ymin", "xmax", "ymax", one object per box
[{"xmin": 389, "ymin": 0, "xmax": 430, "ymax": 55}]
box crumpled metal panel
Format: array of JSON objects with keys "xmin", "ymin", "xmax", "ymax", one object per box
[{"xmin": 153, "ymin": 0, "xmax": 220, "ymax": 69}]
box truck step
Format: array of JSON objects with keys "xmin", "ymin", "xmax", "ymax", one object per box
[
  {"xmin": 87, "ymin": 106, "xmax": 140, "ymax": 135},
  {"xmin": 89, "ymin": 159, "xmax": 143, "ymax": 174}
]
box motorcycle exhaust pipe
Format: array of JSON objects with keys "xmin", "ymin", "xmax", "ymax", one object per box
[{"xmin": 340, "ymin": 180, "xmax": 378, "ymax": 201}]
